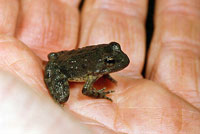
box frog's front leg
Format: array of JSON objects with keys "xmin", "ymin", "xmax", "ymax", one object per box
[
  {"xmin": 82, "ymin": 75, "xmax": 114, "ymax": 101},
  {"xmin": 103, "ymin": 74, "xmax": 117, "ymax": 84}
]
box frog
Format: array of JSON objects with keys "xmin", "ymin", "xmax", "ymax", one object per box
[{"xmin": 44, "ymin": 42, "xmax": 130, "ymax": 104}]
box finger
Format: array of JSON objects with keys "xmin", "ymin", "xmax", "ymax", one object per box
[
  {"xmin": 0, "ymin": 35, "xmax": 45, "ymax": 92},
  {"xmin": 0, "ymin": 70, "xmax": 92, "ymax": 134},
  {"xmin": 146, "ymin": 0, "xmax": 200, "ymax": 109},
  {"xmin": 79, "ymin": 0, "xmax": 148, "ymax": 77},
  {"xmin": 15, "ymin": 0, "xmax": 80, "ymax": 60},
  {"xmin": 0, "ymin": 0, "xmax": 19, "ymax": 35}
]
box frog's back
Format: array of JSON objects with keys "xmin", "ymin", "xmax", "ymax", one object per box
[
  {"xmin": 62, "ymin": 44, "xmax": 108, "ymax": 57},
  {"xmin": 56, "ymin": 44, "xmax": 109, "ymax": 80}
]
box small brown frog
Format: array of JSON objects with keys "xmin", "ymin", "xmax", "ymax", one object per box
[{"xmin": 44, "ymin": 42, "xmax": 130, "ymax": 104}]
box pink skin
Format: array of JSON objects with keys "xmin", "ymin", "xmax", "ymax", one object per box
[{"xmin": 0, "ymin": 0, "xmax": 199, "ymax": 133}]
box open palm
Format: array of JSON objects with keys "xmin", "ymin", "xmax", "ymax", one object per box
[{"xmin": 0, "ymin": 0, "xmax": 199, "ymax": 134}]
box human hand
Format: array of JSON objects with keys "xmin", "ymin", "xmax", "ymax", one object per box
[{"xmin": 0, "ymin": 0, "xmax": 199, "ymax": 134}]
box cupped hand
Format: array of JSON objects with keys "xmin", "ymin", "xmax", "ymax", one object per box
[{"xmin": 0, "ymin": 0, "xmax": 199, "ymax": 134}]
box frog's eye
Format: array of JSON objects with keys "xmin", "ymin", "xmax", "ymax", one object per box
[
  {"xmin": 104, "ymin": 57, "xmax": 115, "ymax": 66},
  {"xmin": 48, "ymin": 53, "xmax": 58, "ymax": 60},
  {"xmin": 109, "ymin": 42, "xmax": 121, "ymax": 52}
]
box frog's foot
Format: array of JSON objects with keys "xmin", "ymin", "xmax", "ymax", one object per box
[{"xmin": 82, "ymin": 87, "xmax": 114, "ymax": 101}]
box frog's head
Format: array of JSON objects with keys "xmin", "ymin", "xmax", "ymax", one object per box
[{"xmin": 96, "ymin": 42, "xmax": 130, "ymax": 74}]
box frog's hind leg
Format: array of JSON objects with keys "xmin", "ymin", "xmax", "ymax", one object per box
[
  {"xmin": 44, "ymin": 64, "xmax": 70, "ymax": 104},
  {"xmin": 82, "ymin": 75, "xmax": 114, "ymax": 101},
  {"xmin": 45, "ymin": 74, "xmax": 69, "ymax": 104}
]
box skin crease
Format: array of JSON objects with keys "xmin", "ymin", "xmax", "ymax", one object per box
[{"xmin": 0, "ymin": 0, "xmax": 199, "ymax": 134}]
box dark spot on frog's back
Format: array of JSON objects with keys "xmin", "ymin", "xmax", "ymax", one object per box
[
  {"xmin": 81, "ymin": 63, "xmax": 87, "ymax": 69},
  {"xmin": 44, "ymin": 42, "xmax": 130, "ymax": 104}
]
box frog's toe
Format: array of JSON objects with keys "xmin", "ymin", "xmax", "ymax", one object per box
[
  {"xmin": 104, "ymin": 96, "xmax": 113, "ymax": 102},
  {"xmin": 98, "ymin": 87, "xmax": 106, "ymax": 92},
  {"xmin": 97, "ymin": 89, "xmax": 114, "ymax": 101},
  {"xmin": 98, "ymin": 88, "xmax": 114, "ymax": 94},
  {"xmin": 105, "ymin": 90, "xmax": 114, "ymax": 94}
]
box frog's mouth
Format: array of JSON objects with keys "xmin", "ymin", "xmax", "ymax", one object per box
[{"xmin": 114, "ymin": 54, "xmax": 130, "ymax": 71}]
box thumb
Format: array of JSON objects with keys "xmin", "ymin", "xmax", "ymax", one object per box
[{"xmin": 0, "ymin": 70, "xmax": 92, "ymax": 134}]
